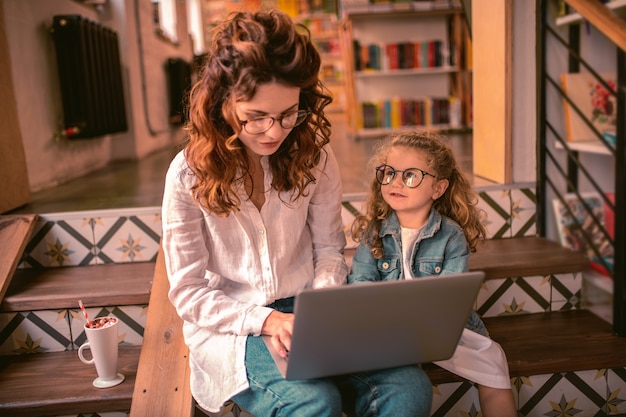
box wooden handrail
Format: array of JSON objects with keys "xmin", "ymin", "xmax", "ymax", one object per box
[
  {"xmin": 129, "ymin": 245, "xmax": 194, "ymax": 417},
  {"xmin": 564, "ymin": 0, "xmax": 626, "ymax": 52}
]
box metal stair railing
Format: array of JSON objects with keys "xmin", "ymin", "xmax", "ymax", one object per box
[{"xmin": 537, "ymin": 0, "xmax": 625, "ymax": 336}]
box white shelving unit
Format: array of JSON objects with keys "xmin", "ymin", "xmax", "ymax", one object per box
[
  {"xmin": 298, "ymin": 12, "xmax": 346, "ymax": 114},
  {"xmin": 339, "ymin": 6, "xmax": 469, "ymax": 139},
  {"xmin": 555, "ymin": 140, "xmax": 614, "ymax": 156}
]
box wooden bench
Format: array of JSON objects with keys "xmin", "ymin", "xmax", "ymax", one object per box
[
  {"xmin": 129, "ymin": 245, "xmax": 193, "ymax": 416},
  {"xmin": 0, "ymin": 214, "xmax": 38, "ymax": 302}
]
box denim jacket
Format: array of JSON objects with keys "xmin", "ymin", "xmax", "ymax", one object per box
[{"xmin": 348, "ymin": 208, "xmax": 488, "ymax": 336}]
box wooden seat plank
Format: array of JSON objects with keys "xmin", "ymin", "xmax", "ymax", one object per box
[
  {"xmin": 0, "ymin": 214, "xmax": 37, "ymax": 302},
  {"xmin": 2, "ymin": 262, "xmax": 154, "ymax": 312},
  {"xmin": 0, "ymin": 346, "xmax": 140, "ymax": 417},
  {"xmin": 469, "ymin": 236, "xmax": 590, "ymax": 279},
  {"xmin": 129, "ymin": 245, "xmax": 194, "ymax": 417},
  {"xmin": 348, "ymin": 236, "xmax": 590, "ymax": 281},
  {"xmin": 425, "ymin": 310, "xmax": 626, "ymax": 384},
  {"xmin": 485, "ymin": 310, "xmax": 626, "ymax": 376}
]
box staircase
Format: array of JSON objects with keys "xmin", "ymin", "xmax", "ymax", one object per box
[{"xmin": 1, "ymin": 184, "xmax": 626, "ymax": 417}]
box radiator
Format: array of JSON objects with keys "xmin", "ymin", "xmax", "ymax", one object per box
[
  {"xmin": 165, "ymin": 58, "xmax": 191, "ymax": 126},
  {"xmin": 52, "ymin": 15, "xmax": 128, "ymax": 139}
]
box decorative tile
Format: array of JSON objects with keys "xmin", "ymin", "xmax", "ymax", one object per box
[
  {"xmin": 18, "ymin": 207, "xmax": 162, "ymax": 269},
  {"xmin": 607, "ymin": 368, "xmax": 626, "ymax": 415},
  {"xmin": 510, "ymin": 187, "xmax": 537, "ymax": 237},
  {"xmin": 477, "ymin": 189, "xmax": 512, "ymax": 239},
  {"xmin": 518, "ymin": 371, "xmax": 608, "ymax": 417},
  {"xmin": 551, "ymin": 272, "xmax": 583, "ymax": 311},
  {"xmin": 112, "ymin": 305, "xmax": 148, "ymax": 346},
  {"xmin": 477, "ymin": 276, "xmax": 552, "ymax": 318},
  {"xmin": 430, "ymin": 380, "xmax": 480, "ymax": 417},
  {"xmin": 0, "ymin": 310, "xmax": 72, "ymax": 355},
  {"xmin": 21, "ymin": 216, "xmax": 95, "ymax": 267},
  {"xmin": 94, "ymin": 214, "xmax": 161, "ymax": 264}
]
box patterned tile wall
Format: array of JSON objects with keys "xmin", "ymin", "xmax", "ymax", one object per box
[
  {"xmin": 19, "ymin": 207, "xmax": 162, "ymax": 268},
  {"xmin": 16, "ymin": 185, "xmax": 537, "ymax": 269},
  {"xmin": 0, "ymin": 305, "xmax": 147, "ymax": 355}
]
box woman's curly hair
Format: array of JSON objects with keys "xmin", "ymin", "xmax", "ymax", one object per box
[
  {"xmin": 184, "ymin": 10, "xmax": 333, "ymax": 216},
  {"xmin": 351, "ymin": 131, "xmax": 486, "ymax": 258}
]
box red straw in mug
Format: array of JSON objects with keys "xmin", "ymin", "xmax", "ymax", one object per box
[{"xmin": 78, "ymin": 300, "xmax": 92, "ymax": 328}]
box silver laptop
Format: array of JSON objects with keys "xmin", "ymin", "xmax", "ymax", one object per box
[{"xmin": 263, "ymin": 271, "xmax": 485, "ymax": 380}]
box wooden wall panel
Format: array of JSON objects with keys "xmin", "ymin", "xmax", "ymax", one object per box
[
  {"xmin": 0, "ymin": 0, "xmax": 31, "ymax": 213},
  {"xmin": 472, "ymin": 0, "xmax": 513, "ymax": 184}
]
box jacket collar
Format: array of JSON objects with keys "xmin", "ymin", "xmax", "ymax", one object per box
[{"xmin": 379, "ymin": 208, "xmax": 442, "ymax": 240}]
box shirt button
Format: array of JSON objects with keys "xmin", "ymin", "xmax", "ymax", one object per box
[
  {"xmin": 435, "ymin": 266, "xmax": 441, "ymax": 273},
  {"xmin": 382, "ymin": 262, "xmax": 389, "ymax": 269},
  {"xmin": 259, "ymin": 229, "xmax": 265, "ymax": 235}
]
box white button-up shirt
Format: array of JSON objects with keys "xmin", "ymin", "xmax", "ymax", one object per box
[{"xmin": 161, "ymin": 145, "xmax": 348, "ymax": 412}]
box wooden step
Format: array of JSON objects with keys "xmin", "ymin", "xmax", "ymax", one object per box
[
  {"xmin": 1, "ymin": 261, "xmax": 155, "ymax": 312},
  {"xmin": 468, "ymin": 236, "xmax": 590, "ymax": 279},
  {"xmin": 0, "ymin": 346, "xmax": 140, "ymax": 417},
  {"xmin": 346, "ymin": 236, "xmax": 590, "ymax": 280},
  {"xmin": 2, "ymin": 311, "xmax": 623, "ymax": 417},
  {"xmin": 424, "ymin": 309, "xmax": 626, "ymax": 384}
]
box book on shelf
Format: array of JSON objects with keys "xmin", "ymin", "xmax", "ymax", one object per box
[
  {"xmin": 560, "ymin": 72, "xmax": 617, "ymax": 145},
  {"xmin": 553, "ymin": 192, "xmax": 614, "ymax": 277},
  {"xmin": 342, "ymin": 0, "xmax": 460, "ymax": 14},
  {"xmin": 359, "ymin": 96, "xmax": 461, "ymax": 129},
  {"xmin": 354, "ymin": 40, "xmax": 452, "ymax": 71}
]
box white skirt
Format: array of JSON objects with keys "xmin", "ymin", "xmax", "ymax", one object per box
[{"xmin": 433, "ymin": 328, "xmax": 512, "ymax": 389}]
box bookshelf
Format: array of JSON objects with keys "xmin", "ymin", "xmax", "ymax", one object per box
[
  {"xmin": 339, "ymin": 2, "xmax": 471, "ymax": 139},
  {"xmin": 298, "ymin": 12, "xmax": 346, "ymax": 113}
]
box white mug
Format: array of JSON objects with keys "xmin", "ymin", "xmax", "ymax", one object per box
[{"xmin": 78, "ymin": 316, "xmax": 125, "ymax": 388}]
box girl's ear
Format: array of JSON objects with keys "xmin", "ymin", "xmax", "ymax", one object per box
[{"xmin": 433, "ymin": 178, "xmax": 449, "ymax": 200}]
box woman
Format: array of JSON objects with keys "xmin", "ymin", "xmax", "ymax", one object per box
[{"xmin": 162, "ymin": 10, "xmax": 432, "ymax": 416}]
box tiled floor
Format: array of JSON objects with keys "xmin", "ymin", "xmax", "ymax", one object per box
[{"xmin": 9, "ymin": 112, "xmax": 490, "ymax": 215}]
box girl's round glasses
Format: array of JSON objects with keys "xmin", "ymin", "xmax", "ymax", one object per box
[
  {"xmin": 240, "ymin": 110, "xmax": 311, "ymax": 134},
  {"xmin": 375, "ymin": 164, "xmax": 435, "ymax": 189}
]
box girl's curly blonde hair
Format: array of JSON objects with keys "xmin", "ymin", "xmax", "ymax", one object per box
[
  {"xmin": 184, "ymin": 10, "xmax": 333, "ymax": 216},
  {"xmin": 351, "ymin": 131, "xmax": 486, "ymax": 258}
]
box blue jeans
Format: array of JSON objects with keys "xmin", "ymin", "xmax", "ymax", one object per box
[{"xmin": 231, "ymin": 335, "xmax": 432, "ymax": 417}]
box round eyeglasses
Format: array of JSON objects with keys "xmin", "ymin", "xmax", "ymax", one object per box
[
  {"xmin": 240, "ymin": 109, "xmax": 310, "ymax": 134},
  {"xmin": 375, "ymin": 164, "xmax": 436, "ymax": 189}
]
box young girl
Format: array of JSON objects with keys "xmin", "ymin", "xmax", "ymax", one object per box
[
  {"xmin": 349, "ymin": 131, "xmax": 517, "ymax": 417},
  {"xmin": 162, "ymin": 10, "xmax": 432, "ymax": 417}
]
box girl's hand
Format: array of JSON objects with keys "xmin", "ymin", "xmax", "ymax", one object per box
[{"xmin": 262, "ymin": 310, "xmax": 294, "ymax": 358}]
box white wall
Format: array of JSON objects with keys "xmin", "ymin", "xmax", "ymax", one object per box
[
  {"xmin": 2, "ymin": 0, "xmax": 193, "ymax": 192},
  {"xmin": 511, "ymin": 0, "xmax": 537, "ymax": 183}
]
